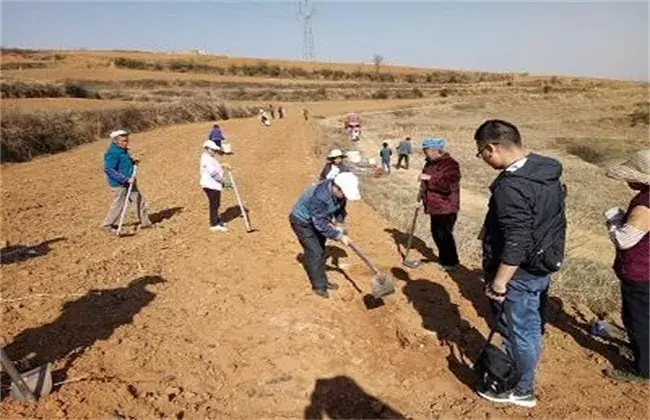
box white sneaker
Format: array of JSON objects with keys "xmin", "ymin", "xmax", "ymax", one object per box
[{"xmin": 210, "ymin": 225, "xmax": 228, "ymax": 232}]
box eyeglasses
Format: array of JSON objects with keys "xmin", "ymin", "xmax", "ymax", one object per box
[{"xmin": 475, "ymin": 142, "xmax": 498, "ymax": 158}]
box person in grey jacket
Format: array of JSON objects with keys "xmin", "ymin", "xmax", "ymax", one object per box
[
  {"xmin": 289, "ymin": 173, "xmax": 361, "ymax": 298},
  {"xmin": 396, "ymin": 137, "xmax": 413, "ymax": 170}
]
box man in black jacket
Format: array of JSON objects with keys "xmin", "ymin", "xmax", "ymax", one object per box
[{"xmin": 474, "ymin": 120, "xmax": 566, "ymax": 408}]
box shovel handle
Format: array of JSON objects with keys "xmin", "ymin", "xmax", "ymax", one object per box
[
  {"xmin": 348, "ymin": 243, "xmax": 381, "ymax": 275},
  {"xmin": 404, "ymin": 206, "xmax": 420, "ymax": 257},
  {"xmin": 228, "ymin": 171, "xmax": 252, "ymax": 232},
  {"xmin": 0, "ymin": 348, "xmax": 36, "ymax": 402}
]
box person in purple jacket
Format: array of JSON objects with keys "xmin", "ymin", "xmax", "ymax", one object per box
[{"xmin": 207, "ymin": 123, "xmax": 225, "ymax": 148}]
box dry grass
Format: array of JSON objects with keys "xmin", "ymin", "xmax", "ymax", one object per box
[
  {"xmin": 1, "ymin": 98, "xmax": 147, "ymax": 111},
  {"xmin": 318, "ymin": 83, "xmax": 648, "ymax": 314},
  {"xmin": 1, "ymin": 100, "xmax": 258, "ymax": 163}
]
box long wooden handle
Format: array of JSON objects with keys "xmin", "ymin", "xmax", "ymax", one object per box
[
  {"xmin": 403, "ymin": 206, "xmax": 420, "ymax": 259},
  {"xmin": 228, "ymin": 171, "xmax": 252, "ymax": 232},
  {"xmin": 116, "ymin": 165, "xmax": 138, "ymax": 236},
  {"xmin": 0, "ymin": 348, "xmax": 36, "ymax": 402},
  {"xmin": 348, "ymin": 243, "xmax": 381, "ymax": 275}
]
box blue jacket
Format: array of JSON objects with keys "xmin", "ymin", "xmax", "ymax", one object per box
[
  {"xmin": 208, "ymin": 127, "xmax": 225, "ymax": 146},
  {"xmin": 380, "ymin": 147, "xmax": 392, "ymax": 163},
  {"xmin": 397, "ymin": 140, "xmax": 412, "ymax": 155},
  {"xmin": 291, "ymin": 180, "xmax": 347, "ymax": 240},
  {"xmin": 103, "ymin": 142, "xmax": 134, "ymax": 188}
]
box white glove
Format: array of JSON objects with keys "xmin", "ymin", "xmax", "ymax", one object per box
[{"xmin": 339, "ymin": 235, "xmax": 351, "ymax": 247}]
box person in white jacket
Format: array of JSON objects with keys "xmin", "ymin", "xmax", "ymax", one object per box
[{"xmin": 200, "ymin": 140, "xmax": 231, "ymax": 232}]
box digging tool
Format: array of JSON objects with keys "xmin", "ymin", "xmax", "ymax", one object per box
[
  {"xmin": 227, "ymin": 171, "xmax": 253, "ymax": 233},
  {"xmin": 402, "ymin": 206, "xmax": 421, "ymax": 269},
  {"xmin": 116, "ymin": 165, "xmax": 138, "ymax": 237},
  {"xmin": 348, "ymin": 243, "xmax": 395, "ymax": 299},
  {"xmin": 0, "ymin": 347, "xmax": 52, "ymax": 403}
]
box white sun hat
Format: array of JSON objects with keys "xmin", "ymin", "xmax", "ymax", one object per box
[
  {"xmin": 202, "ymin": 140, "xmax": 221, "ymax": 151},
  {"xmin": 334, "ymin": 172, "xmax": 361, "ymax": 201},
  {"xmin": 327, "ymin": 149, "xmax": 347, "ymax": 159},
  {"xmin": 109, "ymin": 129, "xmax": 129, "ymax": 140},
  {"xmin": 607, "ymin": 149, "xmax": 650, "ymax": 185}
]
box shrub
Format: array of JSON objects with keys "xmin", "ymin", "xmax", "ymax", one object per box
[
  {"xmin": 565, "ymin": 144, "xmax": 605, "ymax": 164},
  {"xmin": 411, "ymin": 87, "xmax": 424, "ymax": 98},
  {"xmin": 439, "ymin": 88, "xmax": 449, "ymax": 98},
  {"xmin": 113, "ymin": 57, "xmax": 154, "ymax": 70},
  {"xmin": 0, "ymin": 100, "xmax": 258, "ymax": 163},
  {"xmin": 372, "ymin": 89, "xmax": 389, "ymax": 100},
  {"xmin": 404, "ymin": 74, "xmax": 419, "ymax": 84},
  {"xmin": 63, "ymin": 81, "xmax": 98, "ymax": 99},
  {"xmin": 629, "ymin": 106, "xmax": 649, "ymax": 127}
]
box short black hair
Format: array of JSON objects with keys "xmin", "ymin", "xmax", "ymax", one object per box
[
  {"xmin": 405, "ymin": 137, "xmax": 411, "ymax": 140},
  {"xmin": 474, "ymin": 119, "xmax": 521, "ymax": 147},
  {"xmin": 382, "ymin": 142, "xmax": 389, "ymax": 147},
  {"xmin": 213, "ymin": 123, "xmax": 220, "ymax": 128}
]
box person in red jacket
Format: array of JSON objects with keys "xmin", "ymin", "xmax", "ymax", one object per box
[
  {"xmin": 604, "ymin": 149, "xmax": 650, "ymax": 382},
  {"xmin": 419, "ymin": 137, "xmax": 461, "ymax": 270}
]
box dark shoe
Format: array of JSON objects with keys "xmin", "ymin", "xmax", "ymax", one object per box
[
  {"xmin": 313, "ymin": 288, "xmax": 329, "ymax": 299},
  {"xmin": 477, "ymin": 388, "xmax": 537, "ymax": 408},
  {"xmin": 605, "ymin": 367, "xmax": 649, "ymax": 383},
  {"xmin": 326, "ymin": 282, "xmax": 339, "ymax": 290}
]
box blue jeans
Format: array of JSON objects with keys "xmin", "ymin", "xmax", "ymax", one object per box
[{"xmin": 491, "ymin": 275, "xmax": 550, "ymax": 394}]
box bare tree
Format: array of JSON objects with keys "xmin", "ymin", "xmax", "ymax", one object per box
[{"xmin": 372, "ymin": 54, "xmax": 384, "ymax": 76}]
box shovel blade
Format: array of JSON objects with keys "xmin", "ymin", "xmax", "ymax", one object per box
[
  {"xmin": 402, "ymin": 259, "xmax": 421, "ymax": 269},
  {"xmin": 10, "ymin": 363, "xmax": 52, "ymax": 402},
  {"xmin": 371, "ymin": 274, "xmax": 395, "ymax": 299}
]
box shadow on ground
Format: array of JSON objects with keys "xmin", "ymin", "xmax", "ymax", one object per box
[
  {"xmin": 1, "ymin": 275, "xmax": 166, "ymax": 398},
  {"xmin": 150, "ymin": 206, "xmax": 183, "ymax": 224},
  {"xmin": 0, "ymin": 237, "xmax": 66, "ymax": 265},
  {"xmin": 304, "ymin": 375, "xmax": 408, "ymax": 419}
]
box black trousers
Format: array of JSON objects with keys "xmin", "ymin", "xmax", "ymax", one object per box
[
  {"xmin": 289, "ymin": 214, "xmax": 328, "ymax": 291},
  {"xmin": 621, "ymin": 279, "xmax": 650, "ymax": 377},
  {"xmin": 203, "ymin": 188, "xmax": 222, "ymax": 227},
  {"xmin": 430, "ymin": 213, "xmax": 459, "ymax": 266},
  {"xmin": 397, "ymin": 154, "xmax": 409, "ymax": 169}
]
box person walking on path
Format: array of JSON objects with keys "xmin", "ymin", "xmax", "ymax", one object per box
[
  {"xmin": 278, "ymin": 106, "xmax": 285, "ymax": 119},
  {"xmin": 303, "ymin": 108, "xmax": 310, "ymax": 121},
  {"xmin": 289, "ymin": 172, "xmax": 360, "ymax": 298},
  {"xmin": 102, "ymin": 130, "xmax": 152, "ymax": 232},
  {"xmin": 319, "ymin": 149, "xmax": 351, "ymax": 181},
  {"xmin": 396, "ymin": 137, "xmax": 413, "ymax": 170},
  {"xmin": 603, "ymin": 149, "xmax": 650, "ymax": 383},
  {"xmin": 200, "ymin": 140, "xmax": 232, "ymax": 232},
  {"xmin": 474, "ymin": 119, "xmax": 566, "ymax": 408},
  {"xmin": 380, "ymin": 142, "xmax": 392, "ymax": 174},
  {"xmin": 207, "ymin": 123, "xmax": 226, "ymax": 148},
  {"xmin": 269, "ymin": 104, "xmax": 276, "ymax": 119},
  {"xmin": 419, "ymin": 138, "xmax": 460, "ymax": 269}
]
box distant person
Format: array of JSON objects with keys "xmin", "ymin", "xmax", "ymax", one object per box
[
  {"xmin": 303, "ymin": 108, "xmax": 310, "ymax": 121},
  {"xmin": 199, "ymin": 140, "xmax": 231, "ymax": 232},
  {"xmin": 101, "ymin": 130, "xmax": 152, "ymax": 232},
  {"xmin": 603, "ymin": 150, "xmax": 650, "ymax": 382},
  {"xmin": 278, "ymin": 106, "xmax": 285, "ymax": 119},
  {"xmin": 319, "ymin": 149, "xmax": 351, "ymax": 181},
  {"xmin": 269, "ymin": 104, "xmax": 276, "ymax": 119},
  {"xmin": 380, "ymin": 142, "xmax": 392, "ymax": 174},
  {"xmin": 260, "ymin": 109, "xmax": 270, "ymax": 127},
  {"xmin": 419, "ymin": 138, "xmax": 460, "ymax": 269},
  {"xmin": 289, "ymin": 173, "xmax": 360, "ymax": 298},
  {"xmin": 207, "ymin": 123, "xmax": 225, "ymax": 148},
  {"xmin": 474, "ymin": 120, "xmax": 566, "ymax": 408},
  {"xmin": 396, "ymin": 137, "xmax": 413, "ymax": 170}
]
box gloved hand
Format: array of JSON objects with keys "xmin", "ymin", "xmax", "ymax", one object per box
[
  {"xmin": 339, "ymin": 235, "xmax": 351, "ymax": 247},
  {"xmin": 222, "ymin": 163, "xmax": 232, "ymax": 171},
  {"xmin": 335, "ymin": 223, "xmax": 348, "ymax": 236},
  {"xmin": 604, "ymin": 207, "xmax": 625, "ymax": 227},
  {"xmin": 222, "ymin": 179, "xmax": 233, "ymax": 189}
]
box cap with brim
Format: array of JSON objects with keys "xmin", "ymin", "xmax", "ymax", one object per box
[
  {"xmin": 422, "ymin": 137, "xmax": 445, "ymax": 150},
  {"xmin": 110, "ymin": 130, "xmax": 130, "ymax": 140},
  {"xmin": 327, "ymin": 149, "xmax": 347, "ymax": 159},
  {"xmin": 333, "ymin": 172, "xmax": 361, "ymax": 201},
  {"xmin": 203, "ymin": 140, "xmax": 221, "ymax": 151},
  {"xmin": 606, "ymin": 149, "xmax": 650, "ymax": 185}
]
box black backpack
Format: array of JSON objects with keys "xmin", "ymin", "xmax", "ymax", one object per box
[{"xmin": 477, "ymin": 303, "xmax": 521, "ymax": 394}]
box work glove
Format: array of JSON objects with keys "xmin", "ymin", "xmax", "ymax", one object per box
[
  {"xmin": 335, "ymin": 223, "xmax": 348, "ymax": 236},
  {"xmin": 339, "ymin": 235, "xmax": 351, "ymax": 247},
  {"xmin": 222, "ymin": 179, "xmax": 233, "ymax": 189}
]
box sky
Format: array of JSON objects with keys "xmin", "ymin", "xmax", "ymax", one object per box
[{"xmin": 1, "ymin": 1, "xmax": 648, "ymax": 81}]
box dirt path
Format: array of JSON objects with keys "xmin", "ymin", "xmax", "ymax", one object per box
[{"xmin": 1, "ymin": 100, "xmax": 647, "ymax": 419}]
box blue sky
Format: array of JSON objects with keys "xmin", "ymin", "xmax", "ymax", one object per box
[{"xmin": 2, "ymin": 1, "xmax": 648, "ymax": 81}]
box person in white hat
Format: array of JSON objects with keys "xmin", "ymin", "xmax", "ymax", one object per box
[
  {"xmin": 200, "ymin": 140, "xmax": 231, "ymax": 232},
  {"xmin": 603, "ymin": 149, "xmax": 650, "ymax": 382},
  {"xmin": 289, "ymin": 172, "xmax": 361, "ymax": 298},
  {"xmin": 101, "ymin": 130, "xmax": 152, "ymax": 232},
  {"xmin": 319, "ymin": 149, "xmax": 351, "ymax": 181}
]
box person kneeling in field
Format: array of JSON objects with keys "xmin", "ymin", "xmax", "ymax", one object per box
[
  {"xmin": 200, "ymin": 140, "xmax": 231, "ymax": 232},
  {"xmin": 289, "ymin": 172, "xmax": 360, "ymax": 298},
  {"xmin": 101, "ymin": 130, "xmax": 152, "ymax": 232}
]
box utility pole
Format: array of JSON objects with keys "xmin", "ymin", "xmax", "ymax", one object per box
[{"xmin": 297, "ymin": 0, "xmax": 315, "ymax": 61}]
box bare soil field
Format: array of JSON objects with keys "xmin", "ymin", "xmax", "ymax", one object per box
[{"xmin": 1, "ymin": 98, "xmax": 648, "ymax": 419}]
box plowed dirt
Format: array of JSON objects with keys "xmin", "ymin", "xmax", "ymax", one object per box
[{"xmin": 1, "ymin": 100, "xmax": 647, "ymax": 419}]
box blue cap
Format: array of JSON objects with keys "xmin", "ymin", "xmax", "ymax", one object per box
[{"xmin": 422, "ymin": 137, "xmax": 445, "ymax": 150}]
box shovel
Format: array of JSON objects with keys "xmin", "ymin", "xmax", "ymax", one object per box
[
  {"xmin": 348, "ymin": 243, "xmax": 395, "ymax": 299},
  {"xmin": 0, "ymin": 347, "xmax": 52, "ymax": 403},
  {"xmin": 402, "ymin": 206, "xmax": 421, "ymax": 269},
  {"xmin": 116, "ymin": 165, "xmax": 137, "ymax": 237},
  {"xmin": 227, "ymin": 171, "xmax": 253, "ymax": 233}
]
